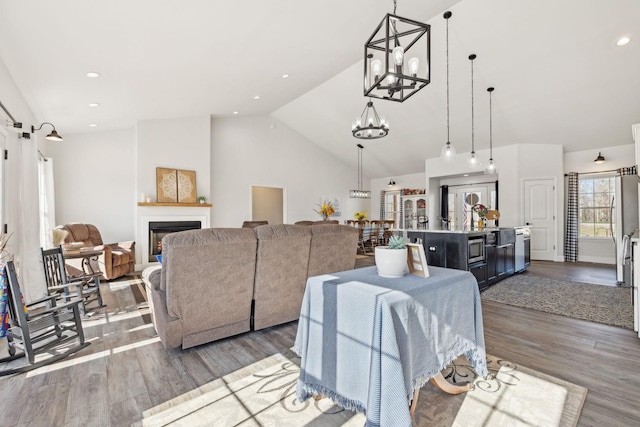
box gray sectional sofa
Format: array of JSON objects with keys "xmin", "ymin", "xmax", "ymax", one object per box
[{"xmin": 142, "ymin": 224, "xmax": 358, "ymax": 350}]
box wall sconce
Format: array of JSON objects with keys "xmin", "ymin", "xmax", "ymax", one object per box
[
  {"xmin": 593, "ymin": 152, "xmax": 605, "ymax": 163},
  {"xmin": 32, "ymin": 122, "xmax": 63, "ymax": 141},
  {"xmin": 388, "ymin": 180, "xmax": 396, "ymax": 186}
]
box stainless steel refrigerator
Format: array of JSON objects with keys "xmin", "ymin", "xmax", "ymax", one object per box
[{"xmin": 612, "ymin": 174, "xmax": 639, "ymax": 286}]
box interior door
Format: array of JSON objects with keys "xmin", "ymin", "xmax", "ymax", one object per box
[
  {"xmin": 524, "ymin": 178, "xmax": 556, "ymax": 260},
  {"xmin": 251, "ymin": 186, "xmax": 284, "ymax": 225}
]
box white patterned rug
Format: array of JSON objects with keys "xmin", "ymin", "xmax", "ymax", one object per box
[{"xmin": 136, "ymin": 351, "xmax": 586, "ymax": 427}]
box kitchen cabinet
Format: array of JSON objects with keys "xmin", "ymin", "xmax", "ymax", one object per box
[
  {"xmin": 497, "ymin": 244, "xmax": 515, "ymax": 279},
  {"xmin": 469, "ymin": 262, "xmax": 487, "ymax": 291},
  {"xmin": 401, "ymin": 194, "xmax": 428, "ymax": 230},
  {"xmin": 486, "ymin": 243, "xmax": 498, "ymax": 285}
]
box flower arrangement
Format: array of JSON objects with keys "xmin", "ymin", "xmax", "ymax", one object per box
[
  {"xmin": 472, "ymin": 204, "xmax": 489, "ymax": 218},
  {"xmin": 354, "ymin": 211, "xmax": 367, "ymax": 220},
  {"xmin": 315, "ymin": 200, "xmax": 335, "ymax": 220}
]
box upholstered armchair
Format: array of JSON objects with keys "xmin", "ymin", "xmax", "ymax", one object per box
[{"xmin": 55, "ymin": 223, "xmax": 135, "ymax": 281}]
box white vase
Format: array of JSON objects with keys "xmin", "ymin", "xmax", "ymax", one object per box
[{"xmin": 375, "ymin": 246, "xmax": 408, "ymax": 278}]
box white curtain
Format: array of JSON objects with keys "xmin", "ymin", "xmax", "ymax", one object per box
[
  {"xmin": 13, "ymin": 136, "xmax": 47, "ymax": 302},
  {"xmin": 38, "ymin": 155, "xmax": 56, "ymax": 249}
]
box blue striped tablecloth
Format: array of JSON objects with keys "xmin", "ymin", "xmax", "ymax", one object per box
[{"xmin": 294, "ymin": 265, "xmax": 487, "ymax": 427}]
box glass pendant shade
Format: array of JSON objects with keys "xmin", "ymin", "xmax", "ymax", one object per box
[
  {"xmin": 440, "ymin": 141, "xmax": 456, "ymax": 159},
  {"xmin": 468, "ymin": 151, "xmax": 481, "ymax": 169},
  {"xmin": 485, "ymin": 158, "xmax": 496, "ymax": 174}
]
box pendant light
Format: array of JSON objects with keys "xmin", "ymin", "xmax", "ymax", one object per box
[
  {"xmin": 350, "ymin": 144, "xmax": 371, "ymax": 198},
  {"xmin": 485, "ymin": 87, "xmax": 497, "ymax": 174},
  {"xmin": 363, "ymin": 0, "xmax": 431, "ymax": 102},
  {"xmin": 468, "ymin": 54, "xmax": 480, "ymax": 169},
  {"xmin": 439, "ymin": 11, "xmax": 456, "ymax": 161}
]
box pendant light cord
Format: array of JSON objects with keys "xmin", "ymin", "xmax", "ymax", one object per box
[
  {"xmin": 489, "ymin": 89, "xmax": 493, "ymax": 157},
  {"xmin": 470, "ymin": 55, "xmax": 476, "ymax": 153},
  {"xmin": 446, "ymin": 16, "xmax": 450, "ymax": 143}
]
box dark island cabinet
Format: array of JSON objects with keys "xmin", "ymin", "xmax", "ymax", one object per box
[
  {"xmin": 408, "ymin": 228, "xmax": 518, "ymax": 292},
  {"xmin": 469, "ymin": 262, "xmax": 488, "ymax": 291}
]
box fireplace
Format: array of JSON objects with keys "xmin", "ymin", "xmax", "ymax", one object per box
[{"xmin": 148, "ymin": 221, "xmax": 201, "ymax": 262}]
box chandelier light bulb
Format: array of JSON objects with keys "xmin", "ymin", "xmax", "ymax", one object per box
[
  {"xmin": 386, "ymin": 69, "xmax": 398, "ymax": 85},
  {"xmin": 371, "ymin": 59, "xmax": 382, "ymax": 78},
  {"xmin": 392, "ymin": 46, "xmax": 404, "ymax": 66},
  {"xmin": 408, "ymin": 57, "xmax": 419, "ymax": 76}
]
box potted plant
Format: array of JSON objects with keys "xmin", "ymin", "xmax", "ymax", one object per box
[
  {"xmin": 374, "ymin": 235, "xmax": 408, "ymax": 278},
  {"xmin": 197, "ymin": 196, "xmax": 207, "ymax": 204}
]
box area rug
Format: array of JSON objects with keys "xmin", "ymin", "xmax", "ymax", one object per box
[
  {"xmin": 481, "ymin": 274, "xmax": 633, "ymax": 330},
  {"xmin": 136, "ymin": 351, "xmax": 586, "ymax": 427}
]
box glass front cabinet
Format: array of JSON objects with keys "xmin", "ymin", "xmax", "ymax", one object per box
[{"xmin": 401, "ymin": 193, "xmax": 428, "ymax": 230}]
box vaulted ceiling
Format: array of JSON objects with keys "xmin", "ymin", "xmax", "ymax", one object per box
[{"xmin": 0, "ymin": 0, "xmax": 638, "ymax": 177}]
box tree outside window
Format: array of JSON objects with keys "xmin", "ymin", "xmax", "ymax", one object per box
[{"xmin": 579, "ymin": 176, "xmax": 614, "ymax": 237}]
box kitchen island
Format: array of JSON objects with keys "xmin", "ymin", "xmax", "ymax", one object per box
[{"xmin": 407, "ymin": 228, "xmax": 530, "ymax": 291}]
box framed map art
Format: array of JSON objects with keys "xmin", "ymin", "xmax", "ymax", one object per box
[{"xmin": 156, "ymin": 168, "xmax": 197, "ymax": 203}]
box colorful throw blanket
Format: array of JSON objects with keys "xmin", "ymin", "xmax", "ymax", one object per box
[{"xmin": 0, "ymin": 265, "xmax": 28, "ymax": 338}]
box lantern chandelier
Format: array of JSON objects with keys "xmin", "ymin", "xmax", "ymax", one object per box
[
  {"xmin": 363, "ymin": 0, "xmax": 431, "ymax": 102},
  {"xmin": 352, "ymin": 99, "xmax": 389, "ymax": 139}
]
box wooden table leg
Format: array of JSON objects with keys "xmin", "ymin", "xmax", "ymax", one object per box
[
  {"xmin": 430, "ymin": 372, "xmax": 472, "ymax": 394},
  {"xmin": 410, "ymin": 372, "xmax": 471, "ymax": 417}
]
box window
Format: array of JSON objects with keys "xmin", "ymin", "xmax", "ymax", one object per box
[{"xmin": 579, "ymin": 176, "xmax": 614, "ymax": 237}]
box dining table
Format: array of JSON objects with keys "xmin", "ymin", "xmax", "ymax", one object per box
[{"xmin": 294, "ymin": 265, "xmax": 487, "ymax": 427}]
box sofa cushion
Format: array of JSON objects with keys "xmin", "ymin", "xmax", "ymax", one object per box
[
  {"xmin": 307, "ymin": 224, "xmax": 359, "ymax": 277},
  {"xmin": 161, "ymin": 228, "xmax": 257, "ymax": 339},
  {"xmin": 253, "ymin": 224, "xmax": 312, "ymax": 330}
]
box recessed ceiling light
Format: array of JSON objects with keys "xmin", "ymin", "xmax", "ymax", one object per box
[
  {"xmin": 86, "ymin": 72, "xmax": 101, "ymax": 78},
  {"xmin": 282, "ymin": 74, "xmax": 289, "ymax": 78},
  {"xmin": 88, "ymin": 103, "xmax": 100, "ymax": 107},
  {"xmin": 463, "ymin": 174, "xmax": 469, "ymax": 177},
  {"xmin": 254, "ymin": 95, "xmax": 260, "ymax": 100},
  {"xmin": 616, "ymin": 36, "xmax": 631, "ymax": 46},
  {"xmin": 233, "ymin": 111, "xmax": 239, "ymax": 115},
  {"xmin": 89, "ymin": 123, "xmax": 98, "ymax": 127}
]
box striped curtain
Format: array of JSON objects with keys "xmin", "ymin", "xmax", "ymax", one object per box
[
  {"xmin": 564, "ymin": 172, "xmax": 579, "ymax": 262},
  {"xmin": 618, "ymin": 165, "xmax": 637, "ymax": 176},
  {"xmin": 379, "ymin": 191, "xmax": 386, "ymax": 220}
]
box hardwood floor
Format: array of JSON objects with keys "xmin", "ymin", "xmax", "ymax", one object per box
[{"xmin": 0, "ymin": 260, "xmax": 638, "ymax": 426}]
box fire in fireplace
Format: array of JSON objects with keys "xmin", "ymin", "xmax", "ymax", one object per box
[{"xmin": 149, "ymin": 221, "xmax": 201, "ymax": 262}]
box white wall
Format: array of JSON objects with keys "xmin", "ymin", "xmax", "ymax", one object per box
[
  {"xmin": 49, "ymin": 128, "xmax": 136, "ymax": 243},
  {"xmin": 136, "ymin": 116, "xmax": 211, "ymax": 203},
  {"xmin": 211, "ymin": 115, "xmax": 368, "ymax": 227}
]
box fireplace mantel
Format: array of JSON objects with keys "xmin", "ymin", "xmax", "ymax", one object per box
[{"xmin": 137, "ymin": 202, "xmax": 212, "ymax": 207}]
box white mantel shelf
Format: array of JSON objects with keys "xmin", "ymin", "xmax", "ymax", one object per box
[{"xmin": 137, "ymin": 202, "xmax": 212, "ymax": 207}]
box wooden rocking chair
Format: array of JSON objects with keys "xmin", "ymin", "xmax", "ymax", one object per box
[
  {"xmin": 0, "ymin": 261, "xmax": 89, "ymax": 376},
  {"xmin": 41, "ymin": 246, "xmax": 104, "ymax": 316}
]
